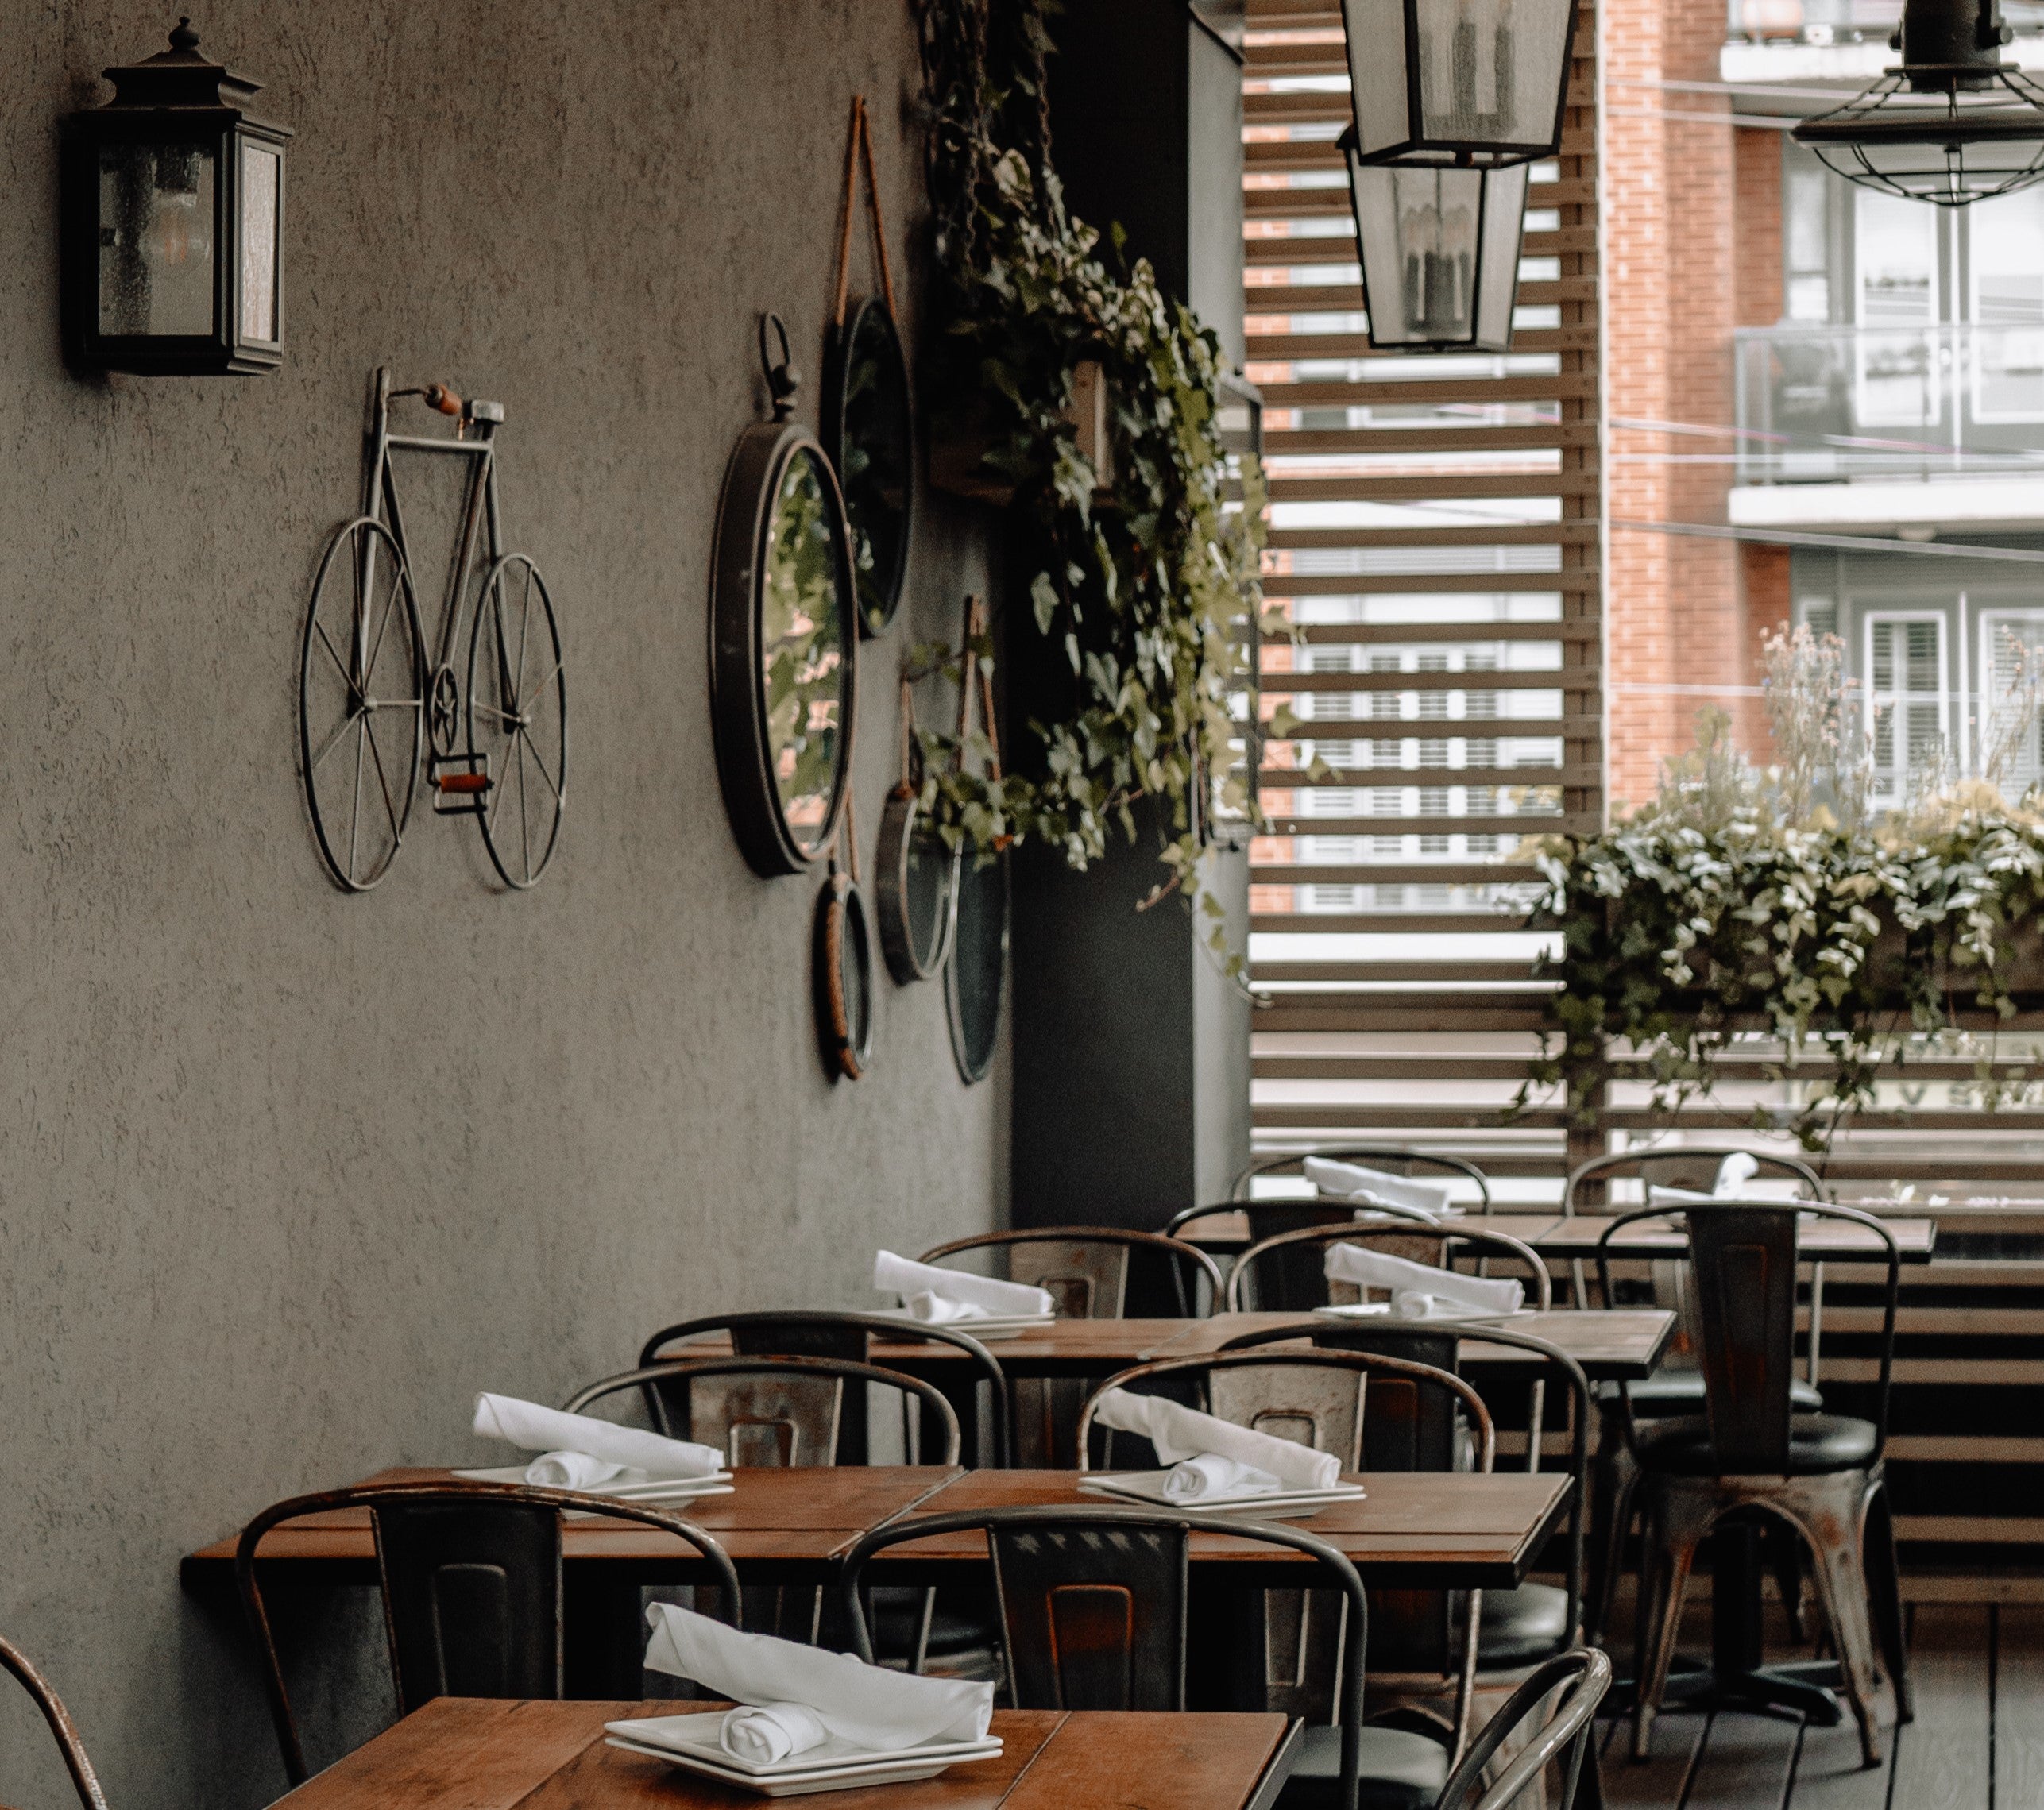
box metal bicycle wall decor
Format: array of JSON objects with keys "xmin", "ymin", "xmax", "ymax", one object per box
[{"xmin": 297, "ymin": 369, "xmax": 566, "ymax": 892}]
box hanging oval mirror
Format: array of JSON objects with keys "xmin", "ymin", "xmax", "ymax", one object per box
[
  {"xmin": 815, "ymin": 863, "xmax": 876, "ymax": 1079},
  {"xmin": 946, "ymin": 847, "xmax": 1008, "ymax": 1085},
  {"xmin": 710, "ymin": 315, "xmax": 858, "ymax": 878},
  {"xmin": 876, "ymin": 677, "xmax": 957, "ymax": 983},
  {"xmin": 825, "ymin": 298, "xmax": 914, "ymax": 640}
]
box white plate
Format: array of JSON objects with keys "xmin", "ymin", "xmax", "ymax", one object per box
[
  {"xmin": 603, "ymin": 1716, "xmax": 1003, "ymax": 1797},
  {"xmin": 1312, "ymin": 1305, "xmax": 1532, "ymax": 1325},
  {"xmin": 451, "ymin": 1465, "xmax": 735, "ymax": 1507},
  {"xmin": 869, "ymin": 1307, "xmax": 1058, "ymax": 1338},
  {"xmin": 1077, "ymin": 1469, "xmax": 1366, "ymax": 1517}
]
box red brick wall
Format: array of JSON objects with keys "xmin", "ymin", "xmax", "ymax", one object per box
[{"xmin": 1605, "ymin": 0, "xmax": 1783, "ymax": 809}]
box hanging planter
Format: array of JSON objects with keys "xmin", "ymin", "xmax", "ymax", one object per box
[{"xmin": 927, "ymin": 357, "xmax": 1115, "ymax": 507}]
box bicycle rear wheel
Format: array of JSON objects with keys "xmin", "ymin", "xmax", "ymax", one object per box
[
  {"xmin": 467, "ymin": 552, "xmax": 566, "ymax": 889},
  {"xmin": 299, "ymin": 517, "xmax": 424, "ymax": 892}
]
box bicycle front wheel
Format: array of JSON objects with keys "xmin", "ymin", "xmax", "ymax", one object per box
[
  {"xmin": 299, "ymin": 516, "xmax": 424, "ymax": 892},
  {"xmin": 467, "ymin": 553, "xmax": 566, "ymax": 889}
]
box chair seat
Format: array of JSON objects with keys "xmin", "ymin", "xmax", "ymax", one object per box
[
  {"xmin": 1476, "ymin": 1581, "xmax": 1573, "ymax": 1669},
  {"xmin": 1636, "ymin": 1412, "xmax": 1878, "ymax": 1477},
  {"xmin": 1605, "ymin": 1372, "xmax": 1822, "ymax": 1414},
  {"xmin": 867, "ymin": 1587, "xmax": 1000, "ymax": 1674},
  {"xmin": 1277, "ymin": 1723, "xmax": 1452, "ymax": 1810}
]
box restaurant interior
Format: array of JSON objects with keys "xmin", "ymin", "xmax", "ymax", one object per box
[{"xmin": 3, "ymin": 0, "xmax": 2041, "ymax": 1807}]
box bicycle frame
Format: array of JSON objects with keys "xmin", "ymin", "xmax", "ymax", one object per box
[{"xmin": 359, "ymin": 365, "xmax": 508, "ymax": 762}]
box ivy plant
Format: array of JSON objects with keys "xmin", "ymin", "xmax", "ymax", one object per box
[{"xmin": 905, "ymin": 0, "xmax": 1277, "ymax": 974}]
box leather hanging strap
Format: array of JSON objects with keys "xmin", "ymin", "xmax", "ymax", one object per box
[{"xmin": 832, "ymin": 95, "xmax": 901, "ymax": 330}]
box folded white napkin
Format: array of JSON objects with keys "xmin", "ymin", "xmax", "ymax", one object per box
[
  {"xmin": 643, "ymin": 1604, "xmax": 994, "ymax": 1753},
  {"xmin": 903, "ymin": 1291, "xmax": 990, "ymax": 1324},
  {"xmin": 1713, "ymin": 1152, "xmax": 1759, "ymax": 1195},
  {"xmin": 1651, "ymin": 1183, "xmax": 1814, "ymax": 1209},
  {"xmin": 472, "ymin": 1393, "xmax": 724, "ymax": 1482},
  {"xmin": 721, "ymin": 1702, "xmax": 831, "ymax": 1765},
  {"xmin": 1323, "ymin": 1244, "xmax": 1524, "ymax": 1315},
  {"xmin": 1304, "ymin": 1157, "xmax": 1455, "ymax": 1219},
  {"xmin": 873, "ymin": 1250, "xmax": 1053, "ymax": 1318},
  {"xmin": 1092, "ymin": 1388, "xmax": 1342, "ymax": 1491},
  {"xmin": 1161, "ymin": 1453, "xmax": 1281, "ymax": 1500},
  {"xmin": 525, "ymin": 1449, "xmax": 631, "ymax": 1489}
]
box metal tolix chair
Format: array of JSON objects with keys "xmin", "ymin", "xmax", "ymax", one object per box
[
  {"xmin": 843, "ymin": 1503, "xmax": 1452, "ymax": 1810},
  {"xmin": 235, "ymin": 1480, "xmax": 740, "ymax": 1786},
  {"xmin": 1226, "ymin": 1221, "xmax": 1551, "ymax": 1319},
  {"xmin": 1598, "ymin": 1200, "xmax": 1911, "ymax": 1766},
  {"xmin": 0, "ymin": 1634, "xmax": 110, "ymax": 1810},
  {"xmin": 1432, "ymin": 1648, "xmax": 1612, "ymax": 1810}
]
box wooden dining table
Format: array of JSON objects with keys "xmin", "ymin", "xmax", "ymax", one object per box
[
  {"xmin": 184, "ymin": 1462, "xmax": 1573, "ymax": 1695},
  {"xmin": 1179, "ymin": 1208, "xmax": 1939, "ymax": 1264},
  {"xmin": 276, "ymin": 1697, "xmax": 1303, "ymax": 1810}
]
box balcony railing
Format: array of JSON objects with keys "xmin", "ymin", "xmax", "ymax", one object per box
[
  {"xmin": 1725, "ymin": 0, "xmax": 2044, "ymax": 44},
  {"xmin": 1733, "ymin": 322, "xmax": 2044, "ymax": 485}
]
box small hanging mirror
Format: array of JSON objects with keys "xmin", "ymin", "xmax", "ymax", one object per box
[
  {"xmin": 814, "ymin": 794, "xmax": 876, "ymax": 1080},
  {"xmin": 875, "ymin": 673, "xmax": 960, "ymax": 984},
  {"xmin": 710, "ymin": 314, "xmax": 859, "ymax": 878},
  {"xmin": 822, "ymin": 97, "xmax": 915, "ymax": 639},
  {"xmin": 944, "ymin": 596, "xmax": 1008, "ymax": 1084}
]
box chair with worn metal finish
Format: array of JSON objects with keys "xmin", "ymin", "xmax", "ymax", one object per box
[
  {"xmin": 1077, "ymin": 1346, "xmax": 1493, "ymax": 1754},
  {"xmin": 1598, "ymin": 1200, "xmax": 1910, "ymax": 1766},
  {"xmin": 0, "ymin": 1634, "xmax": 110, "ymax": 1810},
  {"xmin": 915, "ymin": 1225, "xmax": 1225, "ymax": 1318},
  {"xmin": 1431, "ymin": 1647, "xmax": 1611, "ymax": 1810},
  {"xmin": 1232, "ymin": 1148, "xmax": 1494, "ymax": 1210},
  {"xmin": 570, "ymin": 1353, "xmax": 964, "ymax": 1654},
  {"xmin": 917, "ymin": 1228, "xmax": 1225, "ymax": 1466},
  {"xmin": 235, "ymin": 1480, "xmax": 741, "ymax": 1786},
  {"xmin": 636, "ymin": 1308, "xmax": 1012, "ymax": 1468},
  {"xmin": 1241, "ymin": 1320, "xmax": 1592, "ymax": 1726},
  {"xmin": 1226, "ymin": 1221, "xmax": 1552, "ymax": 1318},
  {"xmin": 843, "ymin": 1503, "xmax": 1452, "ymax": 1810},
  {"xmin": 1563, "ymin": 1148, "xmax": 1828, "ymax": 1643}
]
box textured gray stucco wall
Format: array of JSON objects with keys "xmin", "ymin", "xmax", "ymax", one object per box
[{"xmin": 0, "ymin": 6, "xmax": 1005, "ymax": 1806}]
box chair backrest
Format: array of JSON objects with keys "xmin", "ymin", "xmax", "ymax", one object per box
[
  {"xmin": 916, "ymin": 1227, "xmax": 1224, "ymax": 1319},
  {"xmin": 1432, "ymin": 1647, "xmax": 1611, "ymax": 1810},
  {"xmin": 1597, "ymin": 1200, "xmax": 1899, "ymax": 1473},
  {"xmin": 235, "ymin": 1482, "xmax": 740, "ymax": 1785},
  {"xmin": 1274, "ymin": 1322, "xmax": 1591, "ymax": 1659},
  {"xmin": 842, "ymin": 1505, "xmax": 1372, "ymax": 1810},
  {"xmin": 1562, "ymin": 1146, "xmax": 1826, "ymax": 1217},
  {"xmin": 0, "ymin": 1634, "xmax": 109, "ymax": 1810},
  {"xmin": 636, "ymin": 1310, "xmax": 1012, "ymax": 1466},
  {"xmin": 1227, "ymin": 1222, "xmax": 1553, "ymax": 1316},
  {"xmin": 564, "ymin": 1356, "xmax": 963, "ymax": 1467},
  {"xmin": 1231, "ymin": 1147, "xmax": 1493, "ymax": 1210}
]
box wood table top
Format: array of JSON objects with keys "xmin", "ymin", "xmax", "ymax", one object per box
[
  {"xmin": 848, "ymin": 1305, "xmax": 1674, "ymax": 1380},
  {"xmin": 276, "ymin": 1699, "xmax": 1299, "ymax": 1810},
  {"xmin": 185, "ymin": 1464, "xmax": 1564, "ymax": 1591},
  {"xmin": 184, "ymin": 1466, "xmax": 964, "ymax": 1587},
  {"xmin": 865, "ymin": 1468, "xmax": 1573, "ymax": 1591},
  {"xmin": 1181, "ymin": 1210, "xmax": 1938, "ymax": 1263}
]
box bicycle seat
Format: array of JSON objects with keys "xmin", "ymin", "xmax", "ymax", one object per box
[{"xmin": 466, "ymin": 399, "xmax": 505, "ymax": 424}]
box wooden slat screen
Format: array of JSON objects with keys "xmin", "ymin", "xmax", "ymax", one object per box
[{"xmin": 1242, "ymin": 0, "xmax": 1602, "ymax": 1195}]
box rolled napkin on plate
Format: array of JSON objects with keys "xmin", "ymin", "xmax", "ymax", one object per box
[
  {"xmin": 902, "ymin": 1291, "xmax": 989, "ymax": 1324},
  {"xmin": 1304, "ymin": 1156, "xmax": 1455, "ymax": 1219},
  {"xmin": 1092, "ymin": 1387, "xmax": 1342, "ymax": 1492},
  {"xmin": 873, "ymin": 1249, "xmax": 1053, "ymax": 1319},
  {"xmin": 643, "ymin": 1602, "xmax": 995, "ymax": 1758},
  {"xmin": 1161, "ymin": 1453, "xmax": 1281, "ymax": 1501},
  {"xmin": 472, "ymin": 1393, "xmax": 724, "ymax": 1484},
  {"xmin": 1323, "ymin": 1243, "xmax": 1524, "ymax": 1316}
]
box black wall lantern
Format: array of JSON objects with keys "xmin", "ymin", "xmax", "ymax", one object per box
[
  {"xmin": 1344, "ymin": 133, "xmax": 1529, "ymax": 351},
  {"xmin": 1793, "ymin": 0, "xmax": 2044, "ymax": 206},
  {"xmin": 1339, "ymin": 0, "xmax": 1579, "ymax": 168},
  {"xmin": 61, "ymin": 18, "xmax": 291, "ymax": 375}
]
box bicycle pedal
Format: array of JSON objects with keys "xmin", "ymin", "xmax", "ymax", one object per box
[{"xmin": 429, "ymin": 753, "xmax": 492, "ymax": 815}]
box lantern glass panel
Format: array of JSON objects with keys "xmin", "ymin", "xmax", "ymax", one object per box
[
  {"xmin": 1346, "ymin": 0, "xmax": 1415, "ymax": 160},
  {"xmin": 238, "ymin": 140, "xmax": 281, "ymax": 342},
  {"xmin": 1415, "ymin": 0, "xmax": 1574, "ymax": 154},
  {"xmin": 97, "ymin": 141, "xmax": 216, "ymax": 338},
  {"xmin": 1351, "ymin": 158, "xmax": 1528, "ymax": 349}
]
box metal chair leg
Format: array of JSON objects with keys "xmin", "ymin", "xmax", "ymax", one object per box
[
  {"xmin": 1788, "ymin": 1478, "xmax": 1883, "ymax": 1769},
  {"xmin": 1587, "ymin": 1433, "xmax": 1639, "ymax": 1646},
  {"xmin": 1861, "ymin": 1477, "xmax": 1911, "ymax": 1724},
  {"xmin": 1631, "ymin": 1484, "xmax": 1705, "ymax": 1762}
]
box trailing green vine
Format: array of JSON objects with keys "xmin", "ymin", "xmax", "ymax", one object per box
[
  {"xmin": 1518, "ymin": 628, "xmax": 2044, "ymax": 1148},
  {"xmin": 905, "ymin": 0, "xmax": 1274, "ymax": 974}
]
